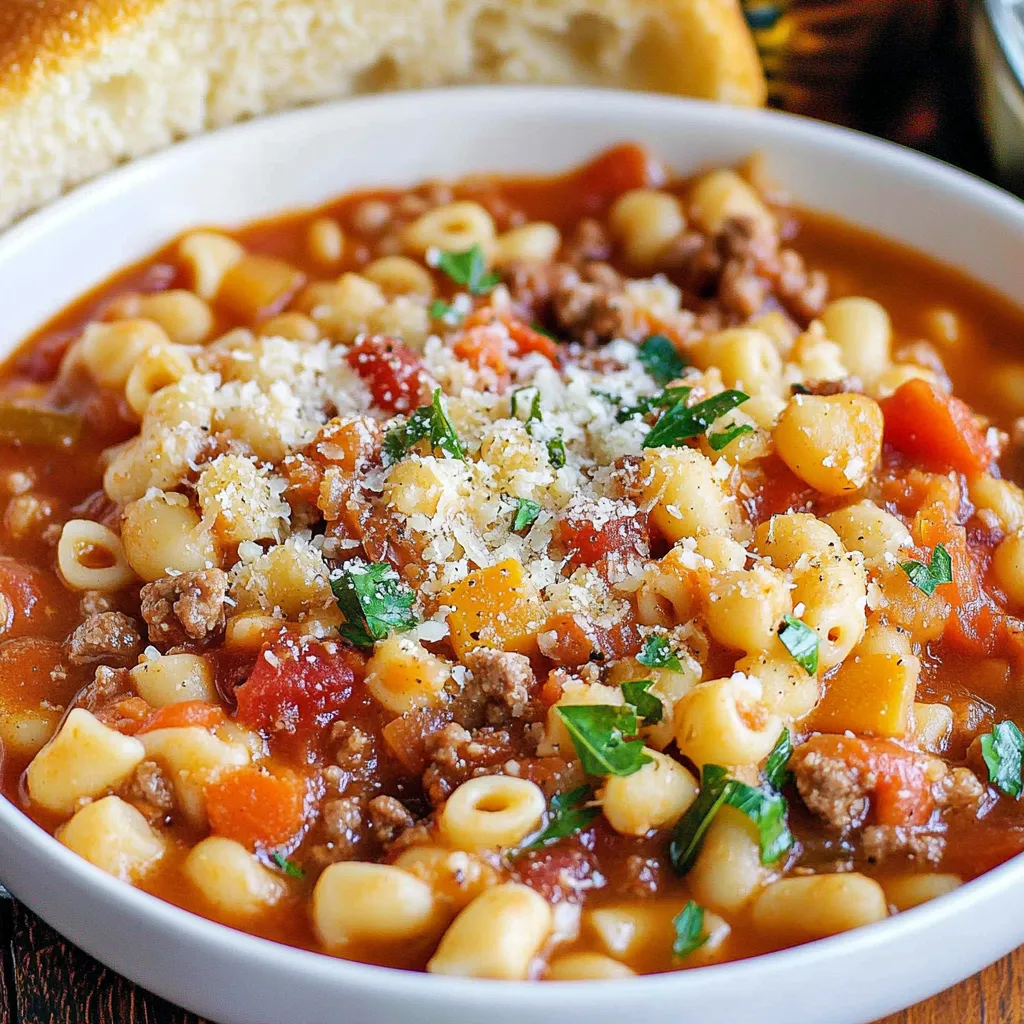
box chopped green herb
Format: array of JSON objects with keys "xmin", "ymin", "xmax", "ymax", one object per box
[
  {"xmin": 546, "ymin": 434, "xmax": 567, "ymax": 469},
  {"xmin": 670, "ymin": 763, "xmax": 794, "ymax": 874},
  {"xmin": 762, "ymin": 728, "xmax": 794, "ymax": 791},
  {"xmin": 642, "ymin": 390, "xmax": 750, "ymax": 449},
  {"xmin": 672, "ymin": 901, "xmax": 709, "ymax": 958},
  {"xmin": 778, "ymin": 615, "xmax": 819, "ymax": 675},
  {"xmin": 519, "ymin": 785, "xmax": 599, "ymax": 852},
  {"xmin": 615, "ymin": 386, "xmax": 692, "ymax": 424},
  {"xmin": 270, "ymin": 852, "xmax": 305, "ymax": 879},
  {"xmin": 637, "ymin": 334, "xmax": 687, "ymax": 386},
  {"xmin": 707, "ymin": 422, "xmax": 755, "ymax": 451},
  {"xmin": 899, "ymin": 543, "xmax": 953, "ymax": 597},
  {"xmin": 637, "ymin": 634, "xmax": 682, "ymax": 671},
  {"xmin": 382, "ymin": 388, "xmax": 466, "ymax": 467},
  {"xmin": 332, "ymin": 562, "xmax": 417, "ymax": 648},
  {"xmin": 429, "ymin": 298, "xmax": 464, "ymax": 326},
  {"xmin": 620, "ymin": 679, "xmax": 663, "ymax": 726},
  {"xmin": 725, "ymin": 779, "xmax": 793, "ymax": 864},
  {"xmin": 511, "ymin": 386, "xmax": 543, "ymax": 428},
  {"xmin": 592, "ymin": 388, "xmax": 623, "ymax": 407},
  {"xmin": 981, "ymin": 721, "xmax": 1024, "ymax": 799},
  {"xmin": 436, "ymin": 244, "xmax": 500, "ymax": 295},
  {"xmin": 531, "ymin": 322, "xmax": 559, "ymax": 341},
  {"xmin": 669, "ymin": 764, "xmax": 733, "ymax": 873},
  {"xmin": 791, "ymin": 383, "xmax": 812, "ymax": 395},
  {"xmin": 555, "ymin": 705, "xmax": 653, "ymax": 777},
  {"xmin": 512, "ymin": 497, "xmax": 542, "ymax": 532}
]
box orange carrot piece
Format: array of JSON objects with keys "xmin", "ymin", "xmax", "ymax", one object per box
[
  {"xmin": 205, "ymin": 765, "xmax": 306, "ymax": 849},
  {"xmin": 881, "ymin": 379, "xmax": 991, "ymax": 475},
  {"xmin": 137, "ymin": 700, "xmax": 227, "ymax": 734}
]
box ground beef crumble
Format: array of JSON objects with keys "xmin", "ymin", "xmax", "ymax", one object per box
[
  {"xmin": 66, "ymin": 611, "xmax": 142, "ymax": 668},
  {"xmin": 139, "ymin": 569, "xmax": 229, "ymax": 647}
]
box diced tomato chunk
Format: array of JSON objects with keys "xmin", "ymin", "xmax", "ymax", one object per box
[
  {"xmin": 453, "ymin": 326, "xmax": 509, "ymax": 381},
  {"xmin": 798, "ymin": 734, "xmax": 934, "ymax": 827},
  {"xmin": 205, "ymin": 765, "xmax": 307, "ymax": 849},
  {"xmin": 0, "ymin": 557, "xmax": 76, "ymax": 641},
  {"xmin": 572, "ymin": 144, "xmax": 663, "ymax": 216},
  {"xmin": 235, "ymin": 636, "xmax": 358, "ymax": 741},
  {"xmin": 915, "ymin": 503, "xmax": 1003, "ymax": 656},
  {"xmin": 882, "ymin": 379, "xmax": 992, "ymax": 475},
  {"xmin": 137, "ymin": 700, "xmax": 227, "ymax": 734},
  {"xmin": 554, "ymin": 508, "xmax": 649, "ymax": 572},
  {"xmin": 346, "ymin": 336, "xmax": 426, "ymax": 413},
  {"xmin": 505, "ymin": 318, "xmax": 560, "ymax": 365}
]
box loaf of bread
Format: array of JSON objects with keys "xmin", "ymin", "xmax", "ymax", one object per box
[{"xmin": 0, "ymin": 0, "xmax": 764, "ymax": 228}]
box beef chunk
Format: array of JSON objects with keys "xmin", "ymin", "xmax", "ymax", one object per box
[
  {"xmin": 861, "ymin": 825, "xmax": 945, "ymax": 866},
  {"xmin": 421, "ymin": 724, "xmax": 514, "ymax": 806},
  {"xmin": 367, "ymin": 795, "xmax": 415, "ymax": 844},
  {"xmin": 792, "ymin": 747, "xmax": 872, "ymax": 831},
  {"xmin": 128, "ymin": 760, "xmax": 175, "ymax": 816},
  {"xmin": 551, "ymin": 266, "xmax": 642, "ymax": 346},
  {"xmin": 140, "ymin": 569, "xmax": 228, "ymax": 646},
  {"xmin": 66, "ymin": 612, "xmax": 142, "ymax": 668},
  {"xmin": 462, "ymin": 649, "xmax": 535, "ymax": 724}
]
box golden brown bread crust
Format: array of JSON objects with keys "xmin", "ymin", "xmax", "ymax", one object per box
[
  {"xmin": 0, "ymin": 0, "xmax": 765, "ymax": 226},
  {"xmin": 0, "ymin": 0, "xmax": 156, "ymax": 99}
]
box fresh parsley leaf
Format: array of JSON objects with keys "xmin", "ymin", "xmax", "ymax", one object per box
[
  {"xmin": 620, "ymin": 679, "xmax": 663, "ymax": 725},
  {"xmin": 981, "ymin": 721, "xmax": 1024, "ymax": 799},
  {"xmin": 531, "ymin": 322, "xmax": 559, "ymax": 341},
  {"xmin": 643, "ymin": 390, "xmax": 750, "ymax": 448},
  {"xmin": 546, "ymin": 434, "xmax": 567, "ymax": 468},
  {"xmin": 763, "ymin": 728, "xmax": 794, "ymax": 791},
  {"xmin": 778, "ymin": 615, "xmax": 819, "ymax": 675},
  {"xmin": 637, "ymin": 334, "xmax": 687, "ymax": 386},
  {"xmin": 270, "ymin": 852, "xmax": 304, "ymax": 879},
  {"xmin": 615, "ymin": 386, "xmax": 692, "ymax": 424},
  {"xmin": 519, "ymin": 785, "xmax": 599, "ymax": 852},
  {"xmin": 899, "ymin": 543, "xmax": 953, "ymax": 597},
  {"xmin": 511, "ymin": 386, "xmax": 543, "ymax": 428},
  {"xmin": 381, "ymin": 387, "xmax": 466, "ymax": 467},
  {"xmin": 555, "ymin": 705, "xmax": 653, "ymax": 777},
  {"xmin": 429, "ymin": 297, "xmax": 464, "ymax": 326},
  {"xmin": 592, "ymin": 388, "xmax": 623, "ymax": 407},
  {"xmin": 670, "ymin": 763, "xmax": 793, "ymax": 873},
  {"xmin": 332, "ymin": 562, "xmax": 417, "ymax": 649},
  {"xmin": 669, "ymin": 764, "xmax": 733, "ymax": 873},
  {"xmin": 707, "ymin": 422, "xmax": 754, "ymax": 451},
  {"xmin": 436, "ymin": 244, "xmax": 500, "ymax": 295},
  {"xmin": 512, "ymin": 497, "xmax": 541, "ymax": 532},
  {"xmin": 672, "ymin": 901, "xmax": 709, "ymax": 958},
  {"xmin": 637, "ymin": 634, "xmax": 683, "ymax": 671},
  {"xmin": 725, "ymin": 779, "xmax": 793, "ymax": 864}
]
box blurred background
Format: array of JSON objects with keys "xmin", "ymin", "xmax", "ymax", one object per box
[{"xmin": 745, "ymin": 0, "xmax": 1002, "ymax": 184}]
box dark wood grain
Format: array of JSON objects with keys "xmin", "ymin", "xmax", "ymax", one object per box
[{"xmin": 0, "ymin": 902, "xmax": 207, "ymax": 1024}]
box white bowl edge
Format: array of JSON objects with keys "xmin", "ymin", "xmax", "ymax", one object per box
[{"xmin": 0, "ymin": 86, "xmax": 1022, "ymax": 1024}]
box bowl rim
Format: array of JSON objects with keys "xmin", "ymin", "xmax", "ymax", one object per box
[{"xmin": 2, "ymin": 84, "xmax": 1024, "ymax": 1006}]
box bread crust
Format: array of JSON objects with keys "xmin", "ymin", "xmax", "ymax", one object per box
[
  {"xmin": 0, "ymin": 1, "xmax": 157, "ymax": 100},
  {"xmin": 0, "ymin": 0, "xmax": 765, "ymax": 226}
]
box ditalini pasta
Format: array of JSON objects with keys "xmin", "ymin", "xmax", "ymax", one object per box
[{"xmin": 0, "ymin": 144, "xmax": 1021, "ymax": 977}]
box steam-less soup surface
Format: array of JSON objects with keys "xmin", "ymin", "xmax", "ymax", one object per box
[{"xmin": 4, "ymin": 145, "xmax": 1024, "ymax": 980}]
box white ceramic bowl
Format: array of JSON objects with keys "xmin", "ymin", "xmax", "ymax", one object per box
[{"xmin": 1, "ymin": 87, "xmax": 1024, "ymax": 1024}]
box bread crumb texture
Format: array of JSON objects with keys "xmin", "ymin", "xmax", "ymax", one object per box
[{"xmin": 0, "ymin": 0, "xmax": 764, "ymax": 226}]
